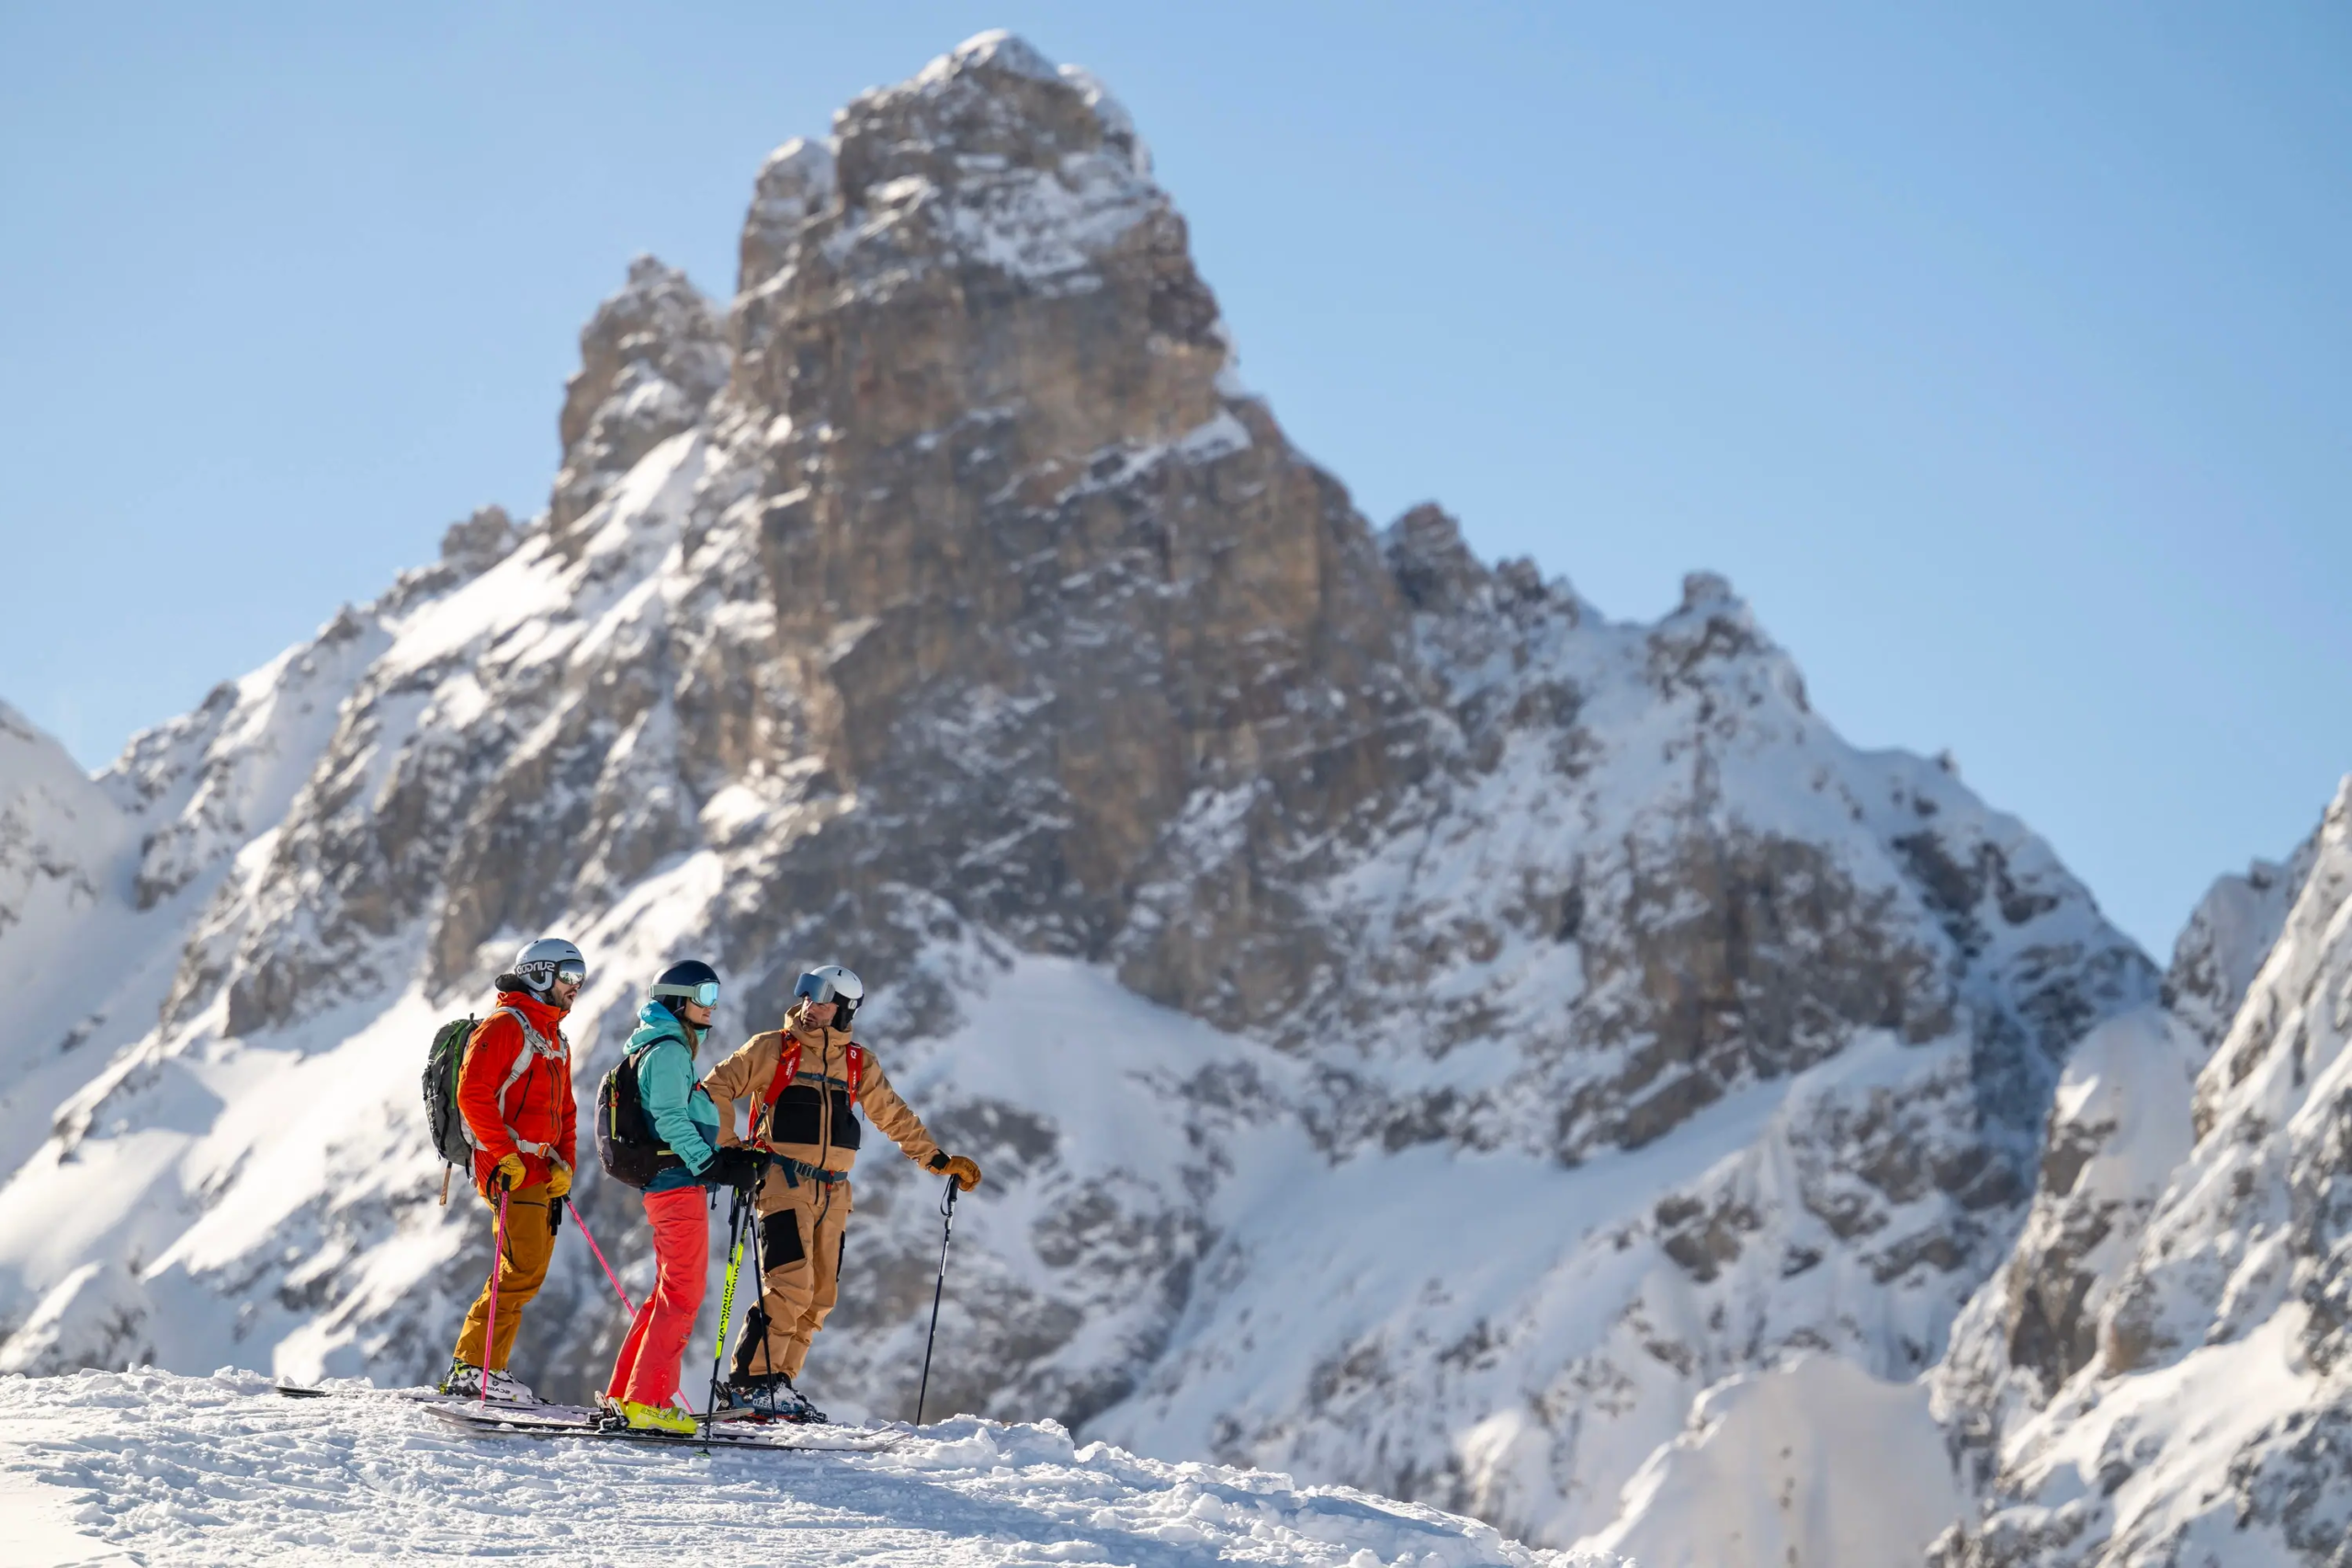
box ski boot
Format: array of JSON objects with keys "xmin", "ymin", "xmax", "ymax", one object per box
[
  {"xmin": 439, "ymin": 1359, "xmax": 537, "ymax": 1404},
  {"xmin": 608, "ymin": 1399, "xmax": 696, "ymax": 1435},
  {"xmin": 483, "ymin": 1369, "xmax": 537, "ymax": 1404},
  {"xmin": 713, "ymin": 1372, "xmax": 823, "ymax": 1423}
]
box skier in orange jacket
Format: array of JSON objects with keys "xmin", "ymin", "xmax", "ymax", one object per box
[{"xmin": 441, "ymin": 937, "xmax": 583, "ymax": 1404}]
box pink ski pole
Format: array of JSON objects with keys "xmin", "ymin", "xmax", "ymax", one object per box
[
  {"xmin": 481, "ymin": 1186, "xmax": 510, "ymax": 1411},
  {"xmin": 570, "ymin": 1201, "xmax": 696, "ymax": 1416},
  {"xmin": 572, "ymin": 1205, "xmax": 634, "ymax": 1313}
]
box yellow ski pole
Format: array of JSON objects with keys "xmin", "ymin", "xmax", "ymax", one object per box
[{"xmin": 703, "ymin": 1181, "xmax": 749, "ymax": 1436}]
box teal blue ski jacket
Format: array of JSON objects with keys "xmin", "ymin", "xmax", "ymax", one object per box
[{"xmin": 626, "ymin": 1002, "xmax": 722, "ymax": 1193}]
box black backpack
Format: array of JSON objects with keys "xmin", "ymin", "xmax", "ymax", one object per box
[
  {"xmin": 423, "ymin": 1016, "xmax": 481, "ymax": 1170},
  {"xmin": 595, "ymin": 1048, "xmax": 685, "ymax": 1190}
]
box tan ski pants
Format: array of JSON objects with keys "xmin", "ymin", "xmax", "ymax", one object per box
[
  {"xmin": 732, "ymin": 1171, "xmax": 851, "ymax": 1381},
  {"xmin": 452, "ymin": 1183, "xmax": 555, "ymax": 1372}
]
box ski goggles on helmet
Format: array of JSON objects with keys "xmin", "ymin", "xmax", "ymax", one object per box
[
  {"xmin": 793, "ymin": 973, "xmax": 862, "ymax": 1006},
  {"xmin": 651, "ymin": 979, "xmax": 720, "ymax": 1008},
  {"xmin": 792, "ymin": 967, "xmax": 863, "ymax": 1028}
]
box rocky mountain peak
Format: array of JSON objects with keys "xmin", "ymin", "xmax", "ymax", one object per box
[
  {"xmin": 1635, "ymin": 568, "xmax": 1812, "ymax": 716},
  {"xmin": 551, "ymin": 255, "xmax": 728, "ymax": 531},
  {"xmin": 436, "ymin": 503, "xmax": 519, "ymax": 576},
  {"xmin": 738, "ymin": 137, "xmax": 838, "ymax": 294},
  {"xmin": 1678, "ymin": 569, "xmax": 1738, "ymax": 613},
  {"xmin": 730, "ymin": 33, "xmax": 1211, "ymax": 451},
  {"xmin": 2160, "ymin": 827, "xmax": 2320, "ymax": 1050},
  {"xmin": 835, "ymin": 31, "xmax": 1148, "ymax": 203},
  {"xmin": 1383, "ymin": 502, "xmax": 1492, "ymax": 615}
]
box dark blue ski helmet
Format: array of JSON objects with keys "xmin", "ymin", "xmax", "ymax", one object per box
[{"xmin": 650, "ymin": 959, "xmax": 720, "ymax": 1021}]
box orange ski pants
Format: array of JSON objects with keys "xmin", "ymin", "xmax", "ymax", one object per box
[{"xmin": 452, "ymin": 1183, "xmax": 555, "ymax": 1372}]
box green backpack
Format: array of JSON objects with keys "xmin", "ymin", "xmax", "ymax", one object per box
[{"xmin": 422, "ymin": 1016, "xmax": 480, "ymax": 1171}]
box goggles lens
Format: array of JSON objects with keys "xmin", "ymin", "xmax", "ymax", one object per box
[
  {"xmin": 556, "ymin": 962, "xmax": 587, "ymax": 985},
  {"xmin": 692, "ymin": 980, "xmax": 720, "ymax": 1007}
]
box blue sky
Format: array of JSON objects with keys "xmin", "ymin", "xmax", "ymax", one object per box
[{"xmin": 2, "ymin": 3, "xmax": 2346, "ymax": 957}]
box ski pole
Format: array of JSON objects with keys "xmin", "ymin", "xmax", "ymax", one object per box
[
  {"xmin": 914, "ymin": 1174, "xmax": 959, "ymax": 1427},
  {"xmin": 481, "ymin": 1185, "xmax": 510, "ymax": 1411},
  {"xmin": 571, "ymin": 1201, "xmax": 697, "ymax": 1415},
  {"xmin": 744, "ymin": 1175, "xmax": 770, "ymax": 1379},
  {"xmin": 572, "ymin": 1205, "xmax": 635, "ymax": 1314},
  {"xmin": 705, "ymin": 1182, "xmax": 750, "ymax": 1434}
]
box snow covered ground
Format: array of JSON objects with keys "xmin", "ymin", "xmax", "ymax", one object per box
[{"xmin": 0, "ymin": 1369, "xmax": 1593, "ymax": 1567}]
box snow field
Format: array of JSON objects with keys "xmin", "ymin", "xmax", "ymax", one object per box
[
  {"xmin": 0, "ymin": 1369, "xmax": 1598, "ymax": 1566},
  {"xmin": 1590, "ymin": 1355, "xmax": 1963, "ymax": 1568}
]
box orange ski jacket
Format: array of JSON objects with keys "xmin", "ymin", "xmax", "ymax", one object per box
[{"xmin": 457, "ymin": 989, "xmax": 578, "ymax": 1193}]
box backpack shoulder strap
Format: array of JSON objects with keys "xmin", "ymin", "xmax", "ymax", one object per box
[
  {"xmin": 845, "ymin": 1043, "xmax": 864, "ymax": 1095},
  {"xmin": 481, "ymin": 1007, "xmax": 556, "ymax": 1157},
  {"xmin": 752, "ymin": 1034, "xmax": 804, "ymax": 1152},
  {"xmin": 761, "ymin": 1035, "xmax": 803, "ymax": 1111}
]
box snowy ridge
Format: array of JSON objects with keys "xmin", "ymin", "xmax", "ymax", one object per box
[
  {"xmin": 1932, "ymin": 778, "xmax": 2352, "ymax": 1566},
  {"xmin": 0, "ymin": 1369, "xmax": 1594, "ymax": 1566},
  {"xmin": 0, "ymin": 33, "xmax": 2171, "ymax": 1564},
  {"xmin": 0, "ymin": 700, "xmax": 128, "ymax": 938},
  {"xmin": 2160, "ymin": 832, "xmax": 2319, "ymax": 1051}
]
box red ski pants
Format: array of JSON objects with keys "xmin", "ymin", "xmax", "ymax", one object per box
[{"xmin": 605, "ymin": 1186, "xmax": 708, "ymax": 1408}]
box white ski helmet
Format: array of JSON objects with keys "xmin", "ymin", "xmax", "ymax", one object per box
[
  {"xmin": 793, "ymin": 964, "xmax": 864, "ymax": 1030},
  {"xmin": 511, "ymin": 937, "xmax": 586, "ymax": 995}
]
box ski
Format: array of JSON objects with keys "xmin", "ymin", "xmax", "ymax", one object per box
[
  {"xmin": 272, "ymin": 1383, "xmax": 587, "ymax": 1417},
  {"xmin": 269, "ymin": 1382, "xmax": 859, "ymax": 1436},
  {"xmin": 427, "ymin": 1403, "xmax": 900, "ymax": 1451},
  {"xmin": 275, "ymin": 1384, "xmax": 456, "ymax": 1404}
]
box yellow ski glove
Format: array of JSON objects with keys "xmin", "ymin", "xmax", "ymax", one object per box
[
  {"xmin": 492, "ymin": 1153, "xmax": 527, "ymax": 1191},
  {"xmin": 942, "ymin": 1154, "xmax": 983, "ymax": 1192},
  {"xmin": 544, "ymin": 1161, "xmax": 572, "ymax": 1200}
]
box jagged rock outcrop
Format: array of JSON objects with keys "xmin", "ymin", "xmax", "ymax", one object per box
[
  {"xmin": 1932, "ymin": 779, "xmax": 2352, "ymax": 1567},
  {"xmin": 0, "ymin": 33, "xmax": 2160, "ymax": 1558},
  {"xmin": 2161, "ymin": 833, "xmax": 2320, "ymax": 1051},
  {"xmin": 1936, "ymin": 831, "xmax": 2321, "ymax": 1443},
  {"xmin": 438, "ymin": 504, "xmax": 519, "ymax": 576},
  {"xmin": 551, "ymin": 256, "xmax": 729, "ymax": 532}
]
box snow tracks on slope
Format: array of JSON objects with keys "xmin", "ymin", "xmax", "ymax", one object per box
[{"xmin": 0, "ymin": 1368, "xmax": 1600, "ymax": 1567}]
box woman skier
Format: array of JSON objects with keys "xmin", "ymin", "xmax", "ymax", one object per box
[{"xmin": 600, "ymin": 960, "xmax": 764, "ymax": 1433}]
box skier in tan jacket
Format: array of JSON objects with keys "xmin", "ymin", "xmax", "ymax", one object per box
[{"xmin": 700, "ymin": 964, "xmax": 982, "ymax": 1419}]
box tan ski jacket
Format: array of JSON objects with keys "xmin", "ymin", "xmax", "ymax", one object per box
[{"xmin": 700, "ymin": 1020, "xmax": 941, "ymax": 1177}]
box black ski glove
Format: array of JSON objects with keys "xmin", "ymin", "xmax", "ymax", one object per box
[{"xmin": 707, "ymin": 1146, "xmax": 768, "ymax": 1190}]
